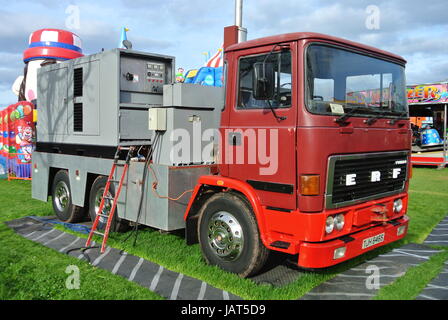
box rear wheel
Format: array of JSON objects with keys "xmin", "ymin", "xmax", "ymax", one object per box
[
  {"xmin": 51, "ymin": 170, "xmax": 84, "ymax": 223},
  {"xmin": 198, "ymin": 192, "xmax": 269, "ymax": 278},
  {"xmin": 88, "ymin": 176, "xmax": 129, "ymax": 232}
]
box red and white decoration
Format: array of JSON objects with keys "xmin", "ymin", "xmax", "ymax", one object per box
[
  {"xmin": 205, "ymin": 46, "xmax": 223, "ymax": 68},
  {"xmin": 23, "ymin": 29, "xmax": 83, "ymax": 62}
]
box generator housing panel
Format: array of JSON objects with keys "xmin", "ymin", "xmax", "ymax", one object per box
[{"xmin": 36, "ymin": 48, "xmax": 174, "ymax": 155}]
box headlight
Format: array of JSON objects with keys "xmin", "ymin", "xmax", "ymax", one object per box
[
  {"xmin": 325, "ymin": 216, "xmax": 334, "ymax": 234},
  {"xmin": 335, "ymin": 214, "xmax": 345, "ymax": 231},
  {"xmin": 393, "ymin": 199, "xmax": 403, "ymax": 213}
]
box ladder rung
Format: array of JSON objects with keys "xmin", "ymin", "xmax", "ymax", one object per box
[{"xmin": 87, "ymin": 149, "xmax": 130, "ymax": 251}]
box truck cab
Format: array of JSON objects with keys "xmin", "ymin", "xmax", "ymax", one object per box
[{"xmin": 186, "ymin": 32, "xmax": 410, "ymax": 277}]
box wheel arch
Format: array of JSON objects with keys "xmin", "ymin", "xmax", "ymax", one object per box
[{"xmin": 184, "ymin": 175, "xmax": 269, "ymax": 247}]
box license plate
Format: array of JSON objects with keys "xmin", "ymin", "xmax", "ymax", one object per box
[{"xmin": 362, "ymin": 233, "xmax": 385, "ymax": 249}]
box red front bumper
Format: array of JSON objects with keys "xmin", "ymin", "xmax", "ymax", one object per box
[{"xmin": 297, "ymin": 215, "xmax": 409, "ymax": 269}]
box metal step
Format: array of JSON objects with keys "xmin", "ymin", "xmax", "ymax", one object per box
[
  {"xmin": 93, "ymin": 231, "xmax": 104, "ymax": 236},
  {"xmin": 119, "ymin": 140, "xmax": 152, "ymax": 147}
]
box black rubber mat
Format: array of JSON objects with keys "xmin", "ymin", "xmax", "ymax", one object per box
[
  {"xmin": 417, "ymin": 261, "xmax": 448, "ymax": 300},
  {"xmin": 249, "ymin": 252, "xmax": 303, "ymax": 287},
  {"xmin": 300, "ymin": 243, "xmax": 441, "ymax": 300},
  {"xmin": 424, "ymin": 215, "xmax": 448, "ymax": 246},
  {"xmin": 5, "ymin": 217, "xmax": 240, "ymax": 300}
]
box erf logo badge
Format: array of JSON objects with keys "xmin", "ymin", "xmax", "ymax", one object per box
[{"xmin": 345, "ymin": 168, "xmax": 402, "ymax": 186}]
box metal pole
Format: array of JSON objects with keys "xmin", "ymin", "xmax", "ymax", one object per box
[
  {"xmin": 235, "ymin": 0, "xmax": 243, "ymax": 27},
  {"xmin": 234, "ymin": 0, "xmax": 247, "ymax": 43}
]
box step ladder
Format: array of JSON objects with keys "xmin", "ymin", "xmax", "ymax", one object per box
[{"xmin": 85, "ymin": 145, "xmax": 134, "ymax": 253}]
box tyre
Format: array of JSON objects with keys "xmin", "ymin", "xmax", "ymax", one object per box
[
  {"xmin": 88, "ymin": 175, "xmax": 129, "ymax": 232},
  {"xmin": 51, "ymin": 170, "xmax": 85, "ymax": 223},
  {"xmin": 197, "ymin": 192, "xmax": 269, "ymax": 278}
]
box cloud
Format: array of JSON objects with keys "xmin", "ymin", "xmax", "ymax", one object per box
[{"xmin": 1, "ymin": 0, "xmax": 448, "ymax": 105}]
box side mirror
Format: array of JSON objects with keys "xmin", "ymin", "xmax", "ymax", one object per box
[{"xmin": 253, "ymin": 62, "xmax": 275, "ymax": 100}]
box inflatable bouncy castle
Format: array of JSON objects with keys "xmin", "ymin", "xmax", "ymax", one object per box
[
  {"xmin": 184, "ymin": 47, "xmax": 224, "ymax": 87},
  {"xmin": 1, "ymin": 29, "xmax": 84, "ymax": 180},
  {"xmin": 0, "ymin": 109, "xmax": 6, "ymax": 179},
  {"xmin": 0, "ymin": 102, "xmax": 35, "ymax": 179}
]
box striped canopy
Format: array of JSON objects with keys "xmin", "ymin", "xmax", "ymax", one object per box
[{"xmin": 205, "ymin": 46, "xmax": 223, "ymax": 68}]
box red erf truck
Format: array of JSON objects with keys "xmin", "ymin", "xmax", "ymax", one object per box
[
  {"xmin": 32, "ymin": 17, "xmax": 411, "ymax": 279},
  {"xmin": 182, "ymin": 27, "xmax": 410, "ymax": 277}
]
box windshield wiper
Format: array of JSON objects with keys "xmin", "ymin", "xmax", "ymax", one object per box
[
  {"xmin": 334, "ymin": 106, "xmax": 372, "ymax": 124},
  {"xmin": 365, "ymin": 110, "xmax": 408, "ymax": 125},
  {"xmin": 388, "ymin": 111, "xmax": 408, "ymax": 124},
  {"xmin": 365, "ymin": 110, "xmax": 389, "ymax": 125}
]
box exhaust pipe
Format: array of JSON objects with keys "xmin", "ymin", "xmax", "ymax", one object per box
[
  {"xmin": 235, "ymin": 0, "xmax": 247, "ymax": 43},
  {"xmin": 224, "ymin": 0, "xmax": 247, "ymax": 48}
]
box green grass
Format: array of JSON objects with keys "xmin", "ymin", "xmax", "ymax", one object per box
[
  {"xmin": 375, "ymin": 249, "xmax": 448, "ymax": 300},
  {"xmin": 1, "ymin": 167, "xmax": 448, "ymax": 300},
  {"xmin": 0, "ymin": 180, "xmax": 162, "ymax": 300},
  {"xmin": 374, "ymin": 168, "xmax": 448, "ymax": 300}
]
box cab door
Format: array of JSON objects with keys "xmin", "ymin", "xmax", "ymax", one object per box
[{"xmin": 223, "ymin": 43, "xmax": 298, "ymax": 210}]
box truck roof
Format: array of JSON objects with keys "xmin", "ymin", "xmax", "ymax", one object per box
[{"xmin": 226, "ymin": 32, "xmax": 406, "ymax": 64}]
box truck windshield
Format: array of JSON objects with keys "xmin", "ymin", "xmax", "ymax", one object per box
[{"xmin": 306, "ymin": 44, "xmax": 408, "ymax": 118}]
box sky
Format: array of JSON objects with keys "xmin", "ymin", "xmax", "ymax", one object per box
[{"xmin": 0, "ymin": 0, "xmax": 447, "ymax": 107}]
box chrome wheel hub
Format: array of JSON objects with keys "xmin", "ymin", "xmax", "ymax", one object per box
[
  {"xmin": 55, "ymin": 181, "xmax": 70, "ymax": 212},
  {"xmin": 208, "ymin": 211, "xmax": 244, "ymax": 261},
  {"xmin": 95, "ymin": 187, "xmax": 113, "ymax": 224}
]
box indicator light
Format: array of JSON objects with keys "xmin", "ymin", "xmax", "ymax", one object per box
[{"xmin": 300, "ymin": 175, "xmax": 320, "ymax": 195}]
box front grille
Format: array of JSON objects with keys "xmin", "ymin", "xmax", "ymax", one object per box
[{"xmin": 326, "ymin": 151, "xmax": 408, "ymax": 208}]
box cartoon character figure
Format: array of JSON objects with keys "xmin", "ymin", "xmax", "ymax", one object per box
[
  {"xmin": 119, "ymin": 27, "xmax": 130, "ymax": 48},
  {"xmin": 17, "ymin": 144, "xmax": 34, "ymax": 163},
  {"xmin": 16, "ymin": 122, "xmax": 35, "ymax": 163},
  {"xmin": 176, "ymin": 68, "xmax": 185, "ymax": 83},
  {"xmin": 11, "ymin": 29, "xmax": 84, "ymax": 104}
]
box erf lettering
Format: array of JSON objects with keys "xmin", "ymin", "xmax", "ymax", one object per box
[{"xmin": 345, "ymin": 168, "xmax": 403, "ymax": 186}]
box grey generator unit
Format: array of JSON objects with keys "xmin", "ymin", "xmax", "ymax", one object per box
[
  {"xmin": 33, "ymin": 48, "xmax": 224, "ymax": 231},
  {"xmin": 36, "ymin": 48, "xmax": 175, "ymax": 155}
]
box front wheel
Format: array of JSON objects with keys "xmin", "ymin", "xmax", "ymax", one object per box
[{"xmin": 197, "ymin": 192, "xmax": 269, "ymax": 278}]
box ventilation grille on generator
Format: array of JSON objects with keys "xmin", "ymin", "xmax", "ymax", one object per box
[
  {"xmin": 74, "ymin": 68, "xmax": 83, "ymax": 97},
  {"xmin": 73, "ymin": 103, "xmax": 83, "ymax": 132}
]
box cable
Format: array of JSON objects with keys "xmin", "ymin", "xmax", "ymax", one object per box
[
  {"xmin": 123, "ymin": 132, "xmax": 161, "ymax": 246},
  {"xmin": 148, "ymin": 164, "xmax": 194, "ymax": 201}
]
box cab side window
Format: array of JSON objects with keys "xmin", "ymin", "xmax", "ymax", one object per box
[{"xmin": 237, "ymin": 50, "xmax": 292, "ymax": 109}]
